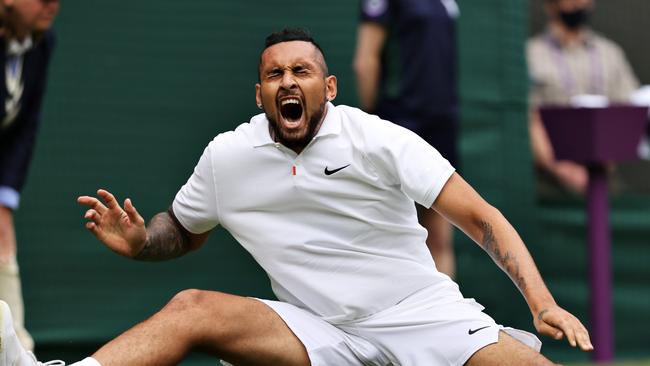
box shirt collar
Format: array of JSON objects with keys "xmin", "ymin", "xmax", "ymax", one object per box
[
  {"xmin": 6, "ymin": 37, "xmax": 33, "ymax": 57},
  {"xmin": 545, "ymin": 27, "xmax": 596, "ymax": 49},
  {"xmin": 314, "ymin": 102, "xmax": 341, "ymax": 138},
  {"xmin": 251, "ymin": 102, "xmax": 341, "ymax": 148}
]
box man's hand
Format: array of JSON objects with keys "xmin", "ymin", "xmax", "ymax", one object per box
[
  {"xmin": 77, "ymin": 189, "xmax": 147, "ymax": 258},
  {"xmin": 534, "ymin": 305, "xmax": 593, "ymax": 352}
]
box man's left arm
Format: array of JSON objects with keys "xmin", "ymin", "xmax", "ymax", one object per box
[{"xmin": 431, "ymin": 172, "xmax": 593, "ymax": 351}]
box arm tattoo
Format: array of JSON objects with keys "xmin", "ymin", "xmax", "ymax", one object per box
[
  {"xmin": 479, "ymin": 220, "xmax": 527, "ymax": 292},
  {"xmin": 537, "ymin": 309, "xmax": 549, "ymax": 322},
  {"xmin": 134, "ymin": 208, "xmax": 192, "ymax": 262}
]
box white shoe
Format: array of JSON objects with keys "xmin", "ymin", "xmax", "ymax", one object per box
[{"xmin": 0, "ymin": 301, "xmax": 65, "ymax": 366}]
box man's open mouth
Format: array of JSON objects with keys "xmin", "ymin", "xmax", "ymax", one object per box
[{"xmin": 279, "ymin": 97, "xmax": 304, "ymax": 124}]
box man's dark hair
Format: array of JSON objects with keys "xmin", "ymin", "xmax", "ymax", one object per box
[
  {"xmin": 264, "ymin": 27, "xmax": 326, "ymax": 58},
  {"xmin": 259, "ymin": 27, "xmax": 329, "ymax": 78}
]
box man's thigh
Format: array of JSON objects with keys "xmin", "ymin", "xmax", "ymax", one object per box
[
  {"xmin": 465, "ymin": 331, "xmax": 556, "ymax": 366},
  {"xmin": 177, "ymin": 291, "xmax": 311, "ymax": 366}
]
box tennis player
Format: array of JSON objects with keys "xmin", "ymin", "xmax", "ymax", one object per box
[{"xmin": 1, "ymin": 28, "xmax": 592, "ymax": 366}]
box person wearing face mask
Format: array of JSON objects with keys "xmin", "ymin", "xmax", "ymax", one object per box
[
  {"xmin": 0, "ymin": 0, "xmax": 59, "ymax": 352},
  {"xmin": 526, "ymin": 0, "xmax": 639, "ymax": 194}
]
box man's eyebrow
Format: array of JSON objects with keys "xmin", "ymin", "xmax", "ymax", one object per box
[
  {"xmin": 266, "ymin": 61, "xmax": 313, "ymax": 70},
  {"xmin": 262, "ymin": 65, "xmax": 282, "ymax": 74}
]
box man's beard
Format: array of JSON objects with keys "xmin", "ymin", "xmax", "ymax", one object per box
[{"xmin": 266, "ymin": 99, "xmax": 327, "ymax": 151}]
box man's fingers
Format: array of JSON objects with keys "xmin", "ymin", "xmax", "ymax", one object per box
[
  {"xmin": 85, "ymin": 221, "xmax": 103, "ymax": 239},
  {"xmin": 97, "ymin": 189, "xmax": 120, "ymax": 210},
  {"xmin": 77, "ymin": 196, "xmax": 108, "ymax": 214},
  {"xmin": 547, "ymin": 316, "xmax": 576, "ymax": 347},
  {"xmin": 538, "ymin": 307, "xmax": 593, "ymax": 352},
  {"xmin": 576, "ymin": 329, "xmax": 594, "ymax": 351},
  {"xmin": 84, "ymin": 209, "xmax": 100, "ymax": 223},
  {"xmin": 545, "ymin": 315, "xmax": 576, "ymax": 346},
  {"xmin": 569, "ymin": 320, "xmax": 593, "ymax": 351},
  {"xmin": 124, "ymin": 198, "xmax": 144, "ymax": 226},
  {"xmin": 537, "ymin": 321, "xmax": 563, "ymax": 339},
  {"xmin": 563, "ymin": 324, "xmax": 577, "ymax": 347},
  {"xmin": 543, "ymin": 311, "xmax": 592, "ymax": 350}
]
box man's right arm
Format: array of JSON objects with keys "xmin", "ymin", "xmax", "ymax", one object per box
[
  {"xmin": 134, "ymin": 208, "xmax": 210, "ymax": 262},
  {"xmin": 78, "ymin": 189, "xmax": 210, "ymax": 261}
]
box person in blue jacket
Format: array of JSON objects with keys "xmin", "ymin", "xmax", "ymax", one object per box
[
  {"xmin": 0, "ymin": 0, "xmax": 59, "ymax": 351},
  {"xmin": 354, "ymin": 0, "xmax": 460, "ymax": 277}
]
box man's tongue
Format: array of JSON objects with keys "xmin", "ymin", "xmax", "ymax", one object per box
[{"xmin": 280, "ymin": 99, "xmax": 304, "ymax": 128}]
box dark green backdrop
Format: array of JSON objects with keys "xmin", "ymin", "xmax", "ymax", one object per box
[{"xmin": 12, "ymin": 0, "xmax": 649, "ymax": 364}]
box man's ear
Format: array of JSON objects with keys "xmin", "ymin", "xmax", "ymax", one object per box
[
  {"xmin": 255, "ymin": 83, "xmax": 262, "ymax": 109},
  {"xmin": 325, "ymin": 75, "xmax": 338, "ymax": 102}
]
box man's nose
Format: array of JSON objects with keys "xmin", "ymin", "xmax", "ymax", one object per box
[{"xmin": 280, "ymin": 73, "xmax": 297, "ymax": 89}]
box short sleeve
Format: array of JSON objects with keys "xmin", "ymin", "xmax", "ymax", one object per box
[
  {"xmin": 365, "ymin": 118, "xmax": 455, "ymax": 208},
  {"xmin": 360, "ymin": 0, "xmax": 392, "ymax": 24},
  {"xmin": 172, "ymin": 143, "xmax": 220, "ymax": 234}
]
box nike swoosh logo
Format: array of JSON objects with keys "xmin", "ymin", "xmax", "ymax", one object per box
[
  {"xmin": 468, "ymin": 326, "xmax": 490, "ymax": 335},
  {"xmin": 324, "ymin": 164, "xmax": 350, "ymax": 176}
]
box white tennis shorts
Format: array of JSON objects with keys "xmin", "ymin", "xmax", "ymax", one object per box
[{"xmin": 257, "ymin": 285, "xmax": 541, "ymax": 366}]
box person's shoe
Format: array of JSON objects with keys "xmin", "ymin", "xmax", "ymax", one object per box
[
  {"xmin": 1, "ymin": 300, "xmax": 65, "ymax": 366},
  {"xmin": 24, "ymin": 352, "xmax": 65, "ymax": 366}
]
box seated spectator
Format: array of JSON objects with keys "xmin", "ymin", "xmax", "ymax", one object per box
[{"xmin": 527, "ymin": 0, "xmax": 639, "ymax": 194}]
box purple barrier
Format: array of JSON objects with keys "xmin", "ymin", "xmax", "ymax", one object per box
[
  {"xmin": 540, "ymin": 105, "xmax": 648, "ymax": 363},
  {"xmin": 541, "ymin": 106, "xmax": 647, "ymax": 163}
]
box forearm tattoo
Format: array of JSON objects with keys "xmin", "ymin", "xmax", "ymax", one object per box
[
  {"xmin": 134, "ymin": 209, "xmax": 192, "ymax": 262},
  {"xmin": 537, "ymin": 308, "xmax": 549, "ymax": 322},
  {"xmin": 479, "ymin": 220, "xmax": 527, "ymax": 292}
]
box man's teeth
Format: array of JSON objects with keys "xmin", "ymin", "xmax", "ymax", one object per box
[{"xmin": 281, "ymin": 98, "xmax": 300, "ymax": 106}]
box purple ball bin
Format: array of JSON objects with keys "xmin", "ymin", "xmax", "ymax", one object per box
[{"xmin": 540, "ymin": 105, "xmax": 648, "ymax": 362}]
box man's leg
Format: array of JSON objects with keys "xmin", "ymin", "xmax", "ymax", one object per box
[
  {"xmin": 418, "ymin": 207, "xmax": 455, "ymax": 278},
  {"xmin": 91, "ymin": 289, "xmax": 310, "ymax": 366},
  {"xmin": 0, "ymin": 206, "xmax": 35, "ymax": 351},
  {"xmin": 465, "ymin": 331, "xmax": 558, "ymax": 366}
]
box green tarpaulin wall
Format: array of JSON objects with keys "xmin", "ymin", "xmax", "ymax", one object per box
[{"xmin": 12, "ymin": 0, "xmax": 648, "ymax": 364}]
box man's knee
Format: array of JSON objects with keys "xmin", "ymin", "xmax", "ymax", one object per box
[
  {"xmin": 162, "ymin": 289, "xmax": 254, "ymax": 324},
  {"xmin": 164, "ymin": 289, "xmax": 225, "ymax": 315},
  {"xmin": 159, "ymin": 289, "xmax": 242, "ymax": 342}
]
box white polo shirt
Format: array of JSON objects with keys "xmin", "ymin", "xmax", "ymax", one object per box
[{"xmin": 173, "ymin": 103, "xmax": 462, "ymax": 324}]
